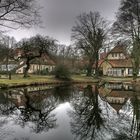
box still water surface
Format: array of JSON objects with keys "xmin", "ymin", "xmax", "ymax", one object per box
[{"xmin": 0, "ymin": 83, "xmax": 139, "ymax": 140}]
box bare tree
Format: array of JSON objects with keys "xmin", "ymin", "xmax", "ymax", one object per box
[
  {"xmin": 18, "ymin": 35, "xmax": 56, "ymax": 78},
  {"xmin": 72, "ymin": 11, "xmax": 107, "ymax": 77},
  {"xmin": 0, "ymin": 0, "xmax": 40, "ymax": 30},
  {"xmin": 0, "ymin": 35, "xmax": 16, "ymax": 71},
  {"xmin": 0, "ymin": 35, "xmax": 17, "ymax": 79}
]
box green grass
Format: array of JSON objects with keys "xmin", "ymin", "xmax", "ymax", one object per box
[
  {"xmin": 0, "ymin": 74, "xmax": 99, "ymax": 88},
  {"xmin": 71, "ymin": 75, "xmax": 97, "ymax": 82},
  {"xmin": 100, "ymin": 76, "xmax": 134, "ymax": 82},
  {"xmin": 1, "ymin": 74, "xmax": 137, "ymax": 88}
]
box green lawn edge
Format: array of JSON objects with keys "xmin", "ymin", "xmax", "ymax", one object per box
[{"xmin": 0, "ymin": 75, "xmax": 99, "ymax": 89}]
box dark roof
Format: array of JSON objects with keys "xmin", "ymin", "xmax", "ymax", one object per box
[
  {"xmin": 109, "ymin": 103, "xmax": 124, "ymax": 113},
  {"xmin": 109, "ymin": 44, "xmax": 127, "ymax": 53},
  {"xmin": 106, "ymin": 58, "xmax": 133, "ymax": 68},
  {"xmin": 30, "ymin": 54, "xmax": 56, "ymax": 65},
  {"xmin": 107, "ymin": 90, "xmax": 134, "ymax": 97},
  {"xmin": 106, "ymin": 44, "xmax": 130, "ymax": 59}
]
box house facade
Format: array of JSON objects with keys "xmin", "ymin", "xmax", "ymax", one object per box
[
  {"xmin": 0, "ymin": 59, "xmax": 18, "ymax": 72},
  {"xmin": 99, "ymin": 44, "xmax": 139, "ymax": 77},
  {"xmin": 16, "ymin": 54, "xmax": 56, "ymax": 74}
]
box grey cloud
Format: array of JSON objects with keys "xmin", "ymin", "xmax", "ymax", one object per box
[{"xmin": 8, "ymin": 0, "xmax": 120, "ymax": 45}]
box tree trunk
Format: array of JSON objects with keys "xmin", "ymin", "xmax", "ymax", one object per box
[
  {"xmin": 133, "ymin": 62, "xmax": 139, "ymax": 81},
  {"xmin": 95, "ymin": 51, "xmax": 99, "ymax": 78},
  {"xmin": 86, "ymin": 59, "xmax": 94, "ymax": 76},
  {"xmin": 132, "ymin": 39, "xmax": 140, "ymax": 81},
  {"xmin": 6, "ymin": 54, "xmax": 9, "ymax": 74},
  {"xmin": 24, "ymin": 58, "xmax": 30, "ymax": 78}
]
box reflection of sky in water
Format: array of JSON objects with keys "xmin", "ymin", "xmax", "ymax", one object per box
[
  {"xmin": 1, "ymin": 102, "xmax": 74, "ymax": 140},
  {"xmin": 0, "ymin": 84, "xmax": 139, "ymax": 140}
]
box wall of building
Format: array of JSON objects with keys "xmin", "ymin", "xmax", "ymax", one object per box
[
  {"xmin": 0, "ymin": 64, "xmax": 18, "ymax": 71},
  {"xmin": 107, "ymin": 53, "xmax": 126, "ymax": 60},
  {"xmin": 16, "ymin": 64, "xmax": 55, "ymax": 74},
  {"xmin": 100, "ymin": 61, "xmax": 112, "ymax": 75}
]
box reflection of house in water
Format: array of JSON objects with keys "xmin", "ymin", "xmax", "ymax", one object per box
[
  {"xmin": 99, "ymin": 83, "xmax": 134, "ymax": 114},
  {"xmin": 5, "ymin": 90, "xmax": 25, "ymax": 107},
  {"xmin": 4, "ymin": 86, "xmax": 55, "ymax": 107},
  {"xmin": 105, "ymin": 83, "xmax": 133, "ymax": 90}
]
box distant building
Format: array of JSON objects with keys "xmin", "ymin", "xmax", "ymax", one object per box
[
  {"xmin": 16, "ymin": 54, "xmax": 56, "ymax": 74},
  {"xmin": 0, "ymin": 59, "xmax": 18, "ymax": 72},
  {"xmin": 0, "ymin": 48, "xmax": 56, "ymax": 74}
]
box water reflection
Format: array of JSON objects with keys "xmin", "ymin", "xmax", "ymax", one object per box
[
  {"xmin": 69, "ymin": 85, "xmax": 105, "ymax": 140},
  {"xmin": 0, "ymin": 90, "xmax": 57, "ymax": 137},
  {"xmin": 99, "ymin": 83, "xmax": 140, "ymax": 140},
  {"xmin": 131, "ymin": 95, "xmax": 140, "ymax": 139},
  {"xmin": 0, "ymin": 83, "xmax": 139, "ymax": 140},
  {"xmin": 16, "ymin": 88, "xmax": 58, "ymax": 133}
]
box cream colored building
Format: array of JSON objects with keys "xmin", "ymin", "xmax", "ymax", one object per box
[
  {"xmin": 16, "ymin": 55, "xmax": 56, "ymax": 74},
  {"xmin": 99, "ymin": 44, "xmax": 139, "ymax": 77}
]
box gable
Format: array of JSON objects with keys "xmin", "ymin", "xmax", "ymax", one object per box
[{"xmin": 100, "ymin": 60, "xmax": 112, "ymax": 68}]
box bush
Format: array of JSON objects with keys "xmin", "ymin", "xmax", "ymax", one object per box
[
  {"xmin": 54, "ymin": 64, "xmax": 71, "ymax": 80},
  {"xmin": 34, "ymin": 69, "xmax": 49, "ymax": 75}
]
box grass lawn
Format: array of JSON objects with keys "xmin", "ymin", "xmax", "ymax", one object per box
[
  {"xmin": 1, "ymin": 74, "xmax": 137, "ymax": 88},
  {"xmin": 101, "ymin": 76, "xmax": 134, "ymax": 82},
  {"xmin": 0, "ymin": 74, "xmax": 99, "ymax": 88}
]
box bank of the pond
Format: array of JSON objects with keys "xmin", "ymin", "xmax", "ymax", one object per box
[
  {"xmin": 0, "ymin": 75, "xmax": 99, "ymax": 89},
  {"xmin": 100, "ymin": 76, "xmax": 140, "ymax": 91},
  {"xmin": 101, "ymin": 76, "xmax": 134, "ymax": 83}
]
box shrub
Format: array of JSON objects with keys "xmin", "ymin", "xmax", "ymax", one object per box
[{"xmin": 54, "ymin": 64, "xmax": 71, "ymax": 80}]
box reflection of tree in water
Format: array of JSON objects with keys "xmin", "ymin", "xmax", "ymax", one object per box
[
  {"xmin": 17, "ymin": 88, "xmax": 58, "ymax": 133},
  {"xmin": 111, "ymin": 94, "xmax": 140, "ymax": 140},
  {"xmin": 131, "ymin": 95, "xmax": 140, "ymax": 140},
  {"xmin": 53, "ymin": 85, "xmax": 73, "ymax": 103},
  {"xmin": 0, "ymin": 90, "xmax": 17, "ymax": 116},
  {"xmin": 70, "ymin": 85, "xmax": 105, "ymax": 140},
  {"xmin": 0, "ymin": 88, "xmax": 58, "ymax": 134}
]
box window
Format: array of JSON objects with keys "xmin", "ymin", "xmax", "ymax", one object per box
[
  {"xmin": 128, "ymin": 69, "xmax": 133, "ymax": 75},
  {"xmin": 112, "ymin": 53, "xmax": 114, "ymax": 57},
  {"xmin": 108, "ymin": 68, "xmax": 113, "ymax": 76}
]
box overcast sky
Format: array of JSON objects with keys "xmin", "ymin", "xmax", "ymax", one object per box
[{"xmin": 8, "ymin": 0, "xmax": 120, "ymax": 45}]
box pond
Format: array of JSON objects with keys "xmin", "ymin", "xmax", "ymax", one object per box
[{"xmin": 0, "ymin": 83, "xmax": 139, "ymax": 140}]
